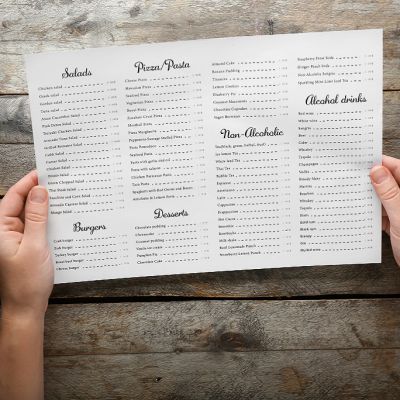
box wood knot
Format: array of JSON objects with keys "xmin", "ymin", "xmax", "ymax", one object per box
[
  {"xmin": 66, "ymin": 13, "xmax": 97, "ymax": 36},
  {"xmin": 280, "ymin": 367, "xmax": 309, "ymax": 395},
  {"xmin": 218, "ymin": 331, "xmax": 248, "ymax": 351},
  {"xmin": 129, "ymin": 5, "xmax": 141, "ymax": 18}
]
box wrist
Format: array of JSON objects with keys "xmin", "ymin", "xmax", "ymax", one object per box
[{"xmin": 1, "ymin": 302, "xmax": 47, "ymax": 325}]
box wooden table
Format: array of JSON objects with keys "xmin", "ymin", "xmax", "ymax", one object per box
[{"xmin": 1, "ymin": 1, "xmax": 400, "ymax": 398}]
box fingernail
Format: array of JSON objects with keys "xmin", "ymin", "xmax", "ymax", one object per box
[
  {"xmin": 30, "ymin": 187, "xmax": 47, "ymax": 203},
  {"xmin": 371, "ymin": 166, "xmax": 389, "ymax": 184}
]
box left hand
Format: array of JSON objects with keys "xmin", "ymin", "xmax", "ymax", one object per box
[{"xmin": 0, "ymin": 170, "xmax": 54, "ymax": 318}]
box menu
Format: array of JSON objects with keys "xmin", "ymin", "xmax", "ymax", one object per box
[{"xmin": 25, "ymin": 29, "xmax": 382, "ymax": 284}]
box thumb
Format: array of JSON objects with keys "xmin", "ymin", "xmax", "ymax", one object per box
[
  {"xmin": 23, "ymin": 186, "xmax": 49, "ymax": 245},
  {"xmin": 370, "ymin": 165, "xmax": 400, "ymax": 235}
]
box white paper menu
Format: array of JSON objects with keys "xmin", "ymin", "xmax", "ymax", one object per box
[{"xmin": 25, "ymin": 29, "xmax": 382, "ymax": 284}]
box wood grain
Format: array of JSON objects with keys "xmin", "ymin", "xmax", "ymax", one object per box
[
  {"xmin": 0, "ymin": 0, "xmax": 400, "ymax": 93},
  {"xmin": 44, "ymin": 299, "xmax": 400, "ymax": 356},
  {"xmin": 0, "ymin": 95, "xmax": 32, "ymax": 143},
  {"xmin": 0, "ymin": 144, "xmax": 36, "ymax": 195},
  {"xmin": 44, "ymin": 350, "xmax": 400, "ymax": 399},
  {"xmin": 42, "ymin": 299, "xmax": 400, "ymax": 399}
]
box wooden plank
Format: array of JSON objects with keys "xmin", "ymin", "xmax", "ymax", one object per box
[
  {"xmin": 43, "ymin": 299, "xmax": 400, "ymax": 356},
  {"xmin": 0, "ymin": 0, "xmax": 400, "ymax": 93},
  {"xmin": 42, "ymin": 299, "xmax": 400, "ymax": 398},
  {"xmin": 0, "ymin": 95, "xmax": 32, "ymax": 143},
  {"xmin": 44, "ymin": 350, "xmax": 400, "ymax": 399},
  {"xmin": 384, "ymin": 91, "xmax": 400, "ymax": 138},
  {"xmin": 0, "ymin": 144, "xmax": 35, "ymax": 195}
]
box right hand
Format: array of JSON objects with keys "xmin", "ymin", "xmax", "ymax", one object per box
[{"xmin": 370, "ymin": 155, "xmax": 400, "ymax": 266}]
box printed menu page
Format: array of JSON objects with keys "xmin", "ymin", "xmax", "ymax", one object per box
[{"xmin": 25, "ymin": 29, "xmax": 382, "ymax": 284}]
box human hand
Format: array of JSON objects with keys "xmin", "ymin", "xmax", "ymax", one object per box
[
  {"xmin": 0, "ymin": 170, "xmax": 53, "ymax": 319},
  {"xmin": 370, "ymin": 155, "xmax": 400, "ymax": 266}
]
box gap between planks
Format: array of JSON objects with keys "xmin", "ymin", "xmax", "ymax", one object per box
[
  {"xmin": 43, "ymin": 347, "xmax": 400, "ymax": 358},
  {"xmin": 47, "ymin": 293, "xmax": 400, "ymax": 304}
]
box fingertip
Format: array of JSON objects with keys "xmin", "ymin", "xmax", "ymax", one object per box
[
  {"xmin": 370, "ymin": 165, "xmax": 391, "ymax": 185},
  {"xmin": 30, "ymin": 169, "xmax": 39, "ymax": 185},
  {"xmin": 29, "ymin": 185, "xmax": 48, "ymax": 204}
]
